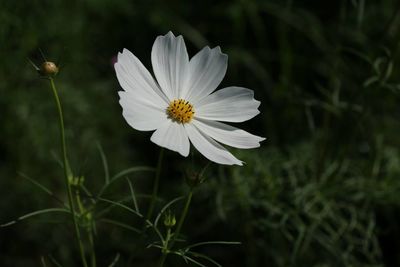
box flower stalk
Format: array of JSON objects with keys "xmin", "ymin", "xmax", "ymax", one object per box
[
  {"xmin": 158, "ymin": 190, "xmax": 193, "ymax": 267},
  {"xmin": 48, "ymin": 77, "xmax": 88, "ymax": 267}
]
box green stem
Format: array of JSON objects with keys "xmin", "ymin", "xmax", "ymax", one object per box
[
  {"xmin": 88, "ymin": 225, "xmax": 96, "ymax": 267},
  {"xmin": 76, "ymin": 187, "xmax": 96, "ymax": 267},
  {"xmin": 158, "ymin": 228, "xmax": 171, "ymax": 267},
  {"xmin": 170, "ymin": 190, "xmax": 193, "ymax": 248},
  {"xmin": 159, "ymin": 190, "xmax": 193, "ymax": 267},
  {"xmin": 49, "ymin": 78, "xmax": 88, "ymax": 267},
  {"xmin": 146, "ymin": 148, "xmax": 164, "ymax": 222},
  {"xmin": 158, "ymin": 252, "xmax": 167, "ymax": 267}
]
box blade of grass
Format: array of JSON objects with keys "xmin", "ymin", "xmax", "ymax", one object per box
[
  {"xmin": 172, "ymin": 252, "xmax": 206, "ymax": 267},
  {"xmin": 97, "ymin": 166, "xmax": 154, "ymax": 197},
  {"xmin": 18, "ymin": 172, "xmax": 66, "ymax": 207},
  {"xmin": 108, "ymin": 253, "xmax": 120, "ymax": 267},
  {"xmin": 185, "ymin": 241, "xmax": 241, "ymax": 250},
  {"xmin": 100, "ymin": 218, "xmax": 141, "ymax": 234},
  {"xmin": 48, "ymin": 254, "xmax": 63, "ymax": 267},
  {"xmin": 97, "ymin": 197, "xmax": 142, "ymax": 218},
  {"xmin": 1, "ymin": 208, "xmax": 70, "ymax": 227},
  {"xmin": 40, "ymin": 257, "xmax": 47, "ymax": 267},
  {"xmin": 126, "ymin": 178, "xmax": 140, "ymax": 213},
  {"xmin": 97, "ymin": 142, "xmax": 110, "ymax": 184},
  {"xmin": 187, "ymin": 251, "xmax": 222, "ymax": 267}
]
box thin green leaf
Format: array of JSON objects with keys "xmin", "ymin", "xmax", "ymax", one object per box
[
  {"xmin": 100, "ymin": 218, "xmax": 141, "ymax": 234},
  {"xmin": 383, "ymin": 61, "xmax": 393, "ymax": 82},
  {"xmin": 186, "ymin": 241, "xmax": 241, "ymax": 250},
  {"xmin": 18, "ymin": 172, "xmax": 65, "ymax": 207},
  {"xmin": 111, "ymin": 166, "xmax": 155, "ymax": 181},
  {"xmin": 50, "ymin": 151, "xmax": 63, "ymax": 168},
  {"xmin": 51, "ymin": 151, "xmax": 73, "ymax": 178},
  {"xmin": 48, "ymin": 254, "xmax": 63, "ymax": 267},
  {"xmin": 38, "ymin": 48, "xmax": 47, "ymax": 61},
  {"xmin": 356, "ymin": 0, "xmax": 365, "ymax": 28},
  {"xmin": 40, "ymin": 257, "xmax": 47, "ymax": 267},
  {"xmin": 108, "ymin": 253, "xmax": 120, "ymax": 267},
  {"xmin": 363, "ymin": 76, "xmax": 379, "ymax": 87},
  {"xmin": 28, "ymin": 58, "xmax": 40, "ymax": 71},
  {"xmin": 187, "ymin": 251, "xmax": 222, "ymax": 267},
  {"xmin": 147, "ymin": 243, "xmax": 163, "ymax": 250},
  {"xmin": 173, "ymin": 252, "xmax": 207, "ymax": 267},
  {"xmin": 97, "ymin": 166, "xmax": 154, "ymax": 197},
  {"xmin": 95, "ymin": 196, "xmax": 133, "ymax": 218},
  {"xmin": 81, "ymin": 185, "xmax": 96, "ymax": 205},
  {"xmin": 97, "ymin": 142, "xmax": 110, "ymax": 185},
  {"xmin": 1, "ymin": 208, "xmax": 70, "ymax": 227},
  {"xmin": 96, "ymin": 197, "xmax": 164, "ymax": 242},
  {"xmin": 180, "ymin": 253, "xmax": 190, "ymax": 264},
  {"xmin": 19, "ymin": 172, "xmax": 52, "ymax": 195},
  {"xmin": 340, "ymin": 47, "xmax": 372, "ymax": 65},
  {"xmin": 95, "ymin": 195, "xmax": 154, "ymax": 218},
  {"xmin": 126, "ymin": 178, "xmax": 140, "ymax": 213},
  {"xmin": 291, "ymin": 226, "xmax": 306, "ymax": 263},
  {"xmin": 97, "ymin": 197, "xmax": 143, "ymax": 218},
  {"xmin": 373, "ymin": 57, "xmax": 385, "ymax": 75},
  {"xmin": 145, "ymin": 219, "xmax": 165, "ymax": 243}
]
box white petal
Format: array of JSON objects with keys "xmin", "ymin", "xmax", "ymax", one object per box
[
  {"xmin": 193, "ymin": 119, "xmax": 265, "ymax": 149},
  {"xmin": 119, "ymin": 91, "xmax": 168, "ymax": 131},
  {"xmin": 195, "ymin": 86, "xmax": 260, "ymax": 122},
  {"xmin": 185, "ymin": 123, "xmax": 242, "ymax": 166},
  {"xmin": 151, "ymin": 32, "xmax": 189, "ymax": 100},
  {"xmin": 115, "ymin": 48, "xmax": 169, "ymax": 107},
  {"xmin": 150, "ymin": 121, "xmax": 190, "ymax": 157},
  {"xmin": 183, "ymin": 46, "xmax": 228, "ymax": 102}
]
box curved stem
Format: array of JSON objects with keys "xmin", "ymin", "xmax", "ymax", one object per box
[
  {"xmin": 146, "ymin": 148, "xmax": 164, "ymax": 222},
  {"xmin": 159, "ymin": 190, "xmax": 193, "ymax": 267},
  {"xmin": 49, "ymin": 78, "xmax": 88, "ymax": 267}
]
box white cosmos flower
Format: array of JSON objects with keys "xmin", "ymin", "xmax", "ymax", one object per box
[{"xmin": 115, "ymin": 32, "xmax": 265, "ymax": 166}]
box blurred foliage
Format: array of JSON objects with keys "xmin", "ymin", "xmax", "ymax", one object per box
[{"xmin": 1, "ymin": 0, "xmax": 400, "ymax": 266}]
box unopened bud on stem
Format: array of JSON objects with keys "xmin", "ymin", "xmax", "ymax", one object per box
[
  {"xmin": 40, "ymin": 61, "xmax": 59, "ymax": 76},
  {"xmin": 163, "ymin": 210, "xmax": 176, "ymax": 228}
]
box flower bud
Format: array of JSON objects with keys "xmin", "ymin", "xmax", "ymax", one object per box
[
  {"xmin": 68, "ymin": 175, "xmax": 85, "ymax": 187},
  {"xmin": 163, "ymin": 210, "xmax": 176, "ymax": 228},
  {"xmin": 185, "ymin": 172, "xmax": 205, "ymax": 188},
  {"xmin": 85, "ymin": 212, "xmax": 93, "ymax": 223},
  {"xmin": 40, "ymin": 61, "xmax": 59, "ymax": 76}
]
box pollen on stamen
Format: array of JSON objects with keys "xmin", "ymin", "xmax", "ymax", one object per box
[{"xmin": 167, "ymin": 99, "xmax": 195, "ymax": 124}]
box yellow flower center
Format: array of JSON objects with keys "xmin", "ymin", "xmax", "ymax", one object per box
[{"xmin": 167, "ymin": 99, "xmax": 195, "ymax": 124}]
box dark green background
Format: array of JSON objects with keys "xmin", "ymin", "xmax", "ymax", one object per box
[{"xmin": 1, "ymin": 0, "xmax": 400, "ymax": 266}]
